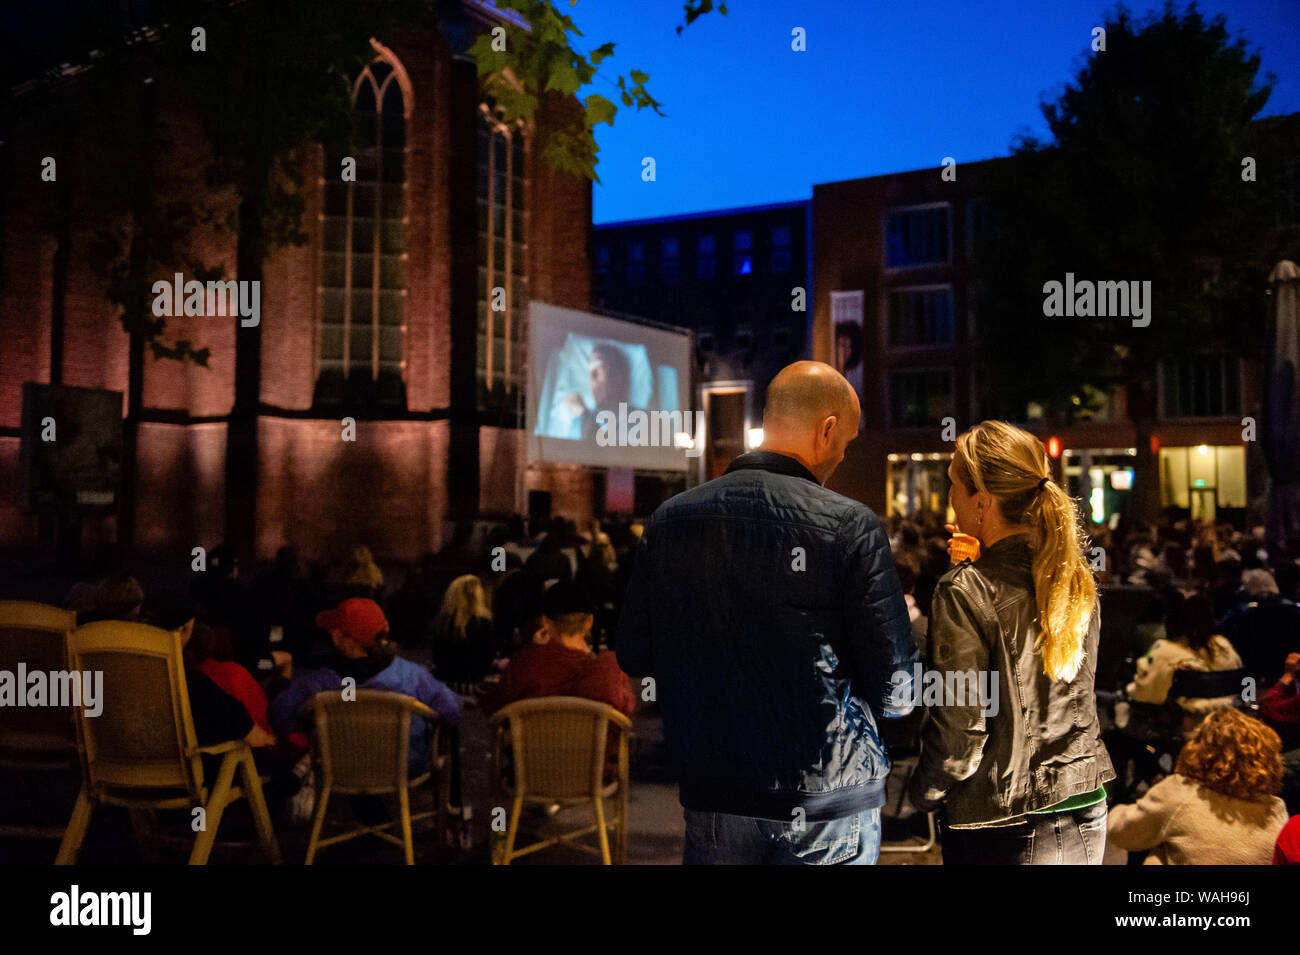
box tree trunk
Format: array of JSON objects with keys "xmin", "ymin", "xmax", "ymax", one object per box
[
  {"xmin": 117, "ymin": 78, "xmax": 157, "ymax": 554},
  {"xmin": 1126, "ymin": 367, "xmax": 1161, "ymax": 526},
  {"xmin": 223, "ymin": 186, "xmax": 266, "ymax": 562}
]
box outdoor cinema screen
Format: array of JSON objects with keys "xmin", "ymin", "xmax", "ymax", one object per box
[{"xmin": 527, "ymin": 302, "xmax": 696, "ymax": 471}]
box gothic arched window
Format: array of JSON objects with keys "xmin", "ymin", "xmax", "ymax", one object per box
[{"xmin": 317, "ymin": 54, "xmax": 409, "ymax": 407}]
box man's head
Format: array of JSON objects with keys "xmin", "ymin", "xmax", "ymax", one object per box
[
  {"xmin": 760, "ymin": 361, "xmax": 860, "ymax": 484},
  {"xmin": 589, "ymin": 343, "xmax": 631, "ymax": 409},
  {"xmin": 540, "ymin": 579, "xmax": 596, "ymax": 650},
  {"xmin": 317, "ymin": 598, "xmax": 389, "ymax": 659}
]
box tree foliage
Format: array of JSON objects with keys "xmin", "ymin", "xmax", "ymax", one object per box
[
  {"xmin": 975, "ymin": 3, "xmax": 1299, "ymax": 521},
  {"xmin": 468, "ymin": 0, "xmax": 724, "ymax": 181}
]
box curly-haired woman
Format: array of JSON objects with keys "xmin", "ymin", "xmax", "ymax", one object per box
[{"xmin": 1108, "ymin": 708, "xmax": 1289, "ymax": 864}]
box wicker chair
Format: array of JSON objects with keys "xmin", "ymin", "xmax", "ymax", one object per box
[
  {"xmin": 54, "ymin": 621, "xmax": 281, "ymax": 865},
  {"xmin": 489, "ymin": 696, "xmax": 632, "ymax": 865},
  {"xmin": 300, "ymin": 689, "xmax": 449, "ymax": 865},
  {"xmin": 0, "ymin": 601, "xmax": 77, "ymax": 840}
]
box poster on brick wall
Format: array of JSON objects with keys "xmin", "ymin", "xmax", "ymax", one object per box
[
  {"xmin": 19, "ymin": 383, "xmax": 123, "ymax": 511},
  {"xmin": 830, "ymin": 290, "xmax": 865, "ymax": 429}
]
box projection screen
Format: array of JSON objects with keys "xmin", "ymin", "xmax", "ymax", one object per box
[{"xmin": 527, "ymin": 302, "xmax": 696, "ymax": 471}]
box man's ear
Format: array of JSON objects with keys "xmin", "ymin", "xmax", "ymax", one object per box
[{"xmin": 819, "ymin": 414, "xmax": 837, "ymax": 446}]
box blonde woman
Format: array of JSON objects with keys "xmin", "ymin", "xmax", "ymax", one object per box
[
  {"xmin": 430, "ymin": 574, "xmax": 495, "ymax": 850},
  {"xmin": 431, "ymin": 574, "xmax": 496, "ymax": 686},
  {"xmin": 908, "ymin": 420, "xmax": 1115, "ymax": 864}
]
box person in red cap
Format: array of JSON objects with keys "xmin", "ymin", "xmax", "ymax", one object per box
[{"xmin": 269, "ymin": 598, "xmax": 462, "ymax": 770}]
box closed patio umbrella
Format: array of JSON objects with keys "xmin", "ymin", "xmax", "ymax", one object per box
[{"xmin": 1262, "ymin": 260, "xmax": 1300, "ymax": 550}]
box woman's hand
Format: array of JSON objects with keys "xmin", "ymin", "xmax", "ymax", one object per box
[{"xmin": 944, "ymin": 523, "xmax": 981, "ymax": 564}]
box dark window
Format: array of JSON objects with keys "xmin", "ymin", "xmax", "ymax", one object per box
[
  {"xmin": 697, "ymin": 234, "xmax": 716, "ymax": 279},
  {"xmin": 890, "ymin": 369, "xmax": 953, "ymax": 428},
  {"xmin": 886, "ymin": 205, "xmax": 951, "ymax": 268},
  {"xmin": 627, "ymin": 240, "xmax": 645, "ymax": 287},
  {"xmin": 661, "ymin": 235, "xmax": 680, "ymax": 284},
  {"xmin": 771, "ymin": 224, "xmax": 792, "ymax": 274},
  {"xmin": 733, "ymin": 229, "xmax": 753, "ymax": 276},
  {"xmin": 888, "ymin": 287, "xmax": 954, "ymax": 347},
  {"xmin": 1161, "ymin": 355, "xmax": 1241, "ymax": 418}
]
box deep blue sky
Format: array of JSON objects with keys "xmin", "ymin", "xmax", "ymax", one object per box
[{"xmin": 571, "ymin": 0, "xmax": 1300, "ymax": 224}]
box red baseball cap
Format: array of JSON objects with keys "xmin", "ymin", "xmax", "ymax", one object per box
[{"xmin": 316, "ymin": 598, "xmax": 388, "ymax": 648}]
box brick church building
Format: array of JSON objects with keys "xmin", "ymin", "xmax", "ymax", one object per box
[{"xmin": 0, "ymin": 1, "xmax": 595, "ymax": 566}]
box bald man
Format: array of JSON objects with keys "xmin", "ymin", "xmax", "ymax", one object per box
[{"xmin": 617, "ymin": 361, "xmax": 917, "ymax": 865}]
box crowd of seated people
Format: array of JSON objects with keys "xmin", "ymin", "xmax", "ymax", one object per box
[
  {"xmin": 13, "ymin": 503, "xmax": 1299, "ymax": 864},
  {"xmin": 16, "ymin": 514, "xmax": 645, "ymax": 858}
]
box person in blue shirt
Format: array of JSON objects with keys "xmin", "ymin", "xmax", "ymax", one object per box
[{"xmin": 269, "ymin": 597, "xmax": 462, "ymax": 769}]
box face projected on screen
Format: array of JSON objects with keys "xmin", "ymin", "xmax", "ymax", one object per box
[{"xmin": 588, "ymin": 343, "xmax": 631, "ymax": 409}]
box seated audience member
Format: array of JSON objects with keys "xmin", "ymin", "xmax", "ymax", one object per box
[
  {"xmin": 487, "ymin": 581, "xmax": 635, "ymax": 788},
  {"xmin": 184, "ymin": 619, "xmax": 279, "ymax": 743},
  {"xmin": 77, "ymin": 572, "xmax": 146, "ymax": 623},
  {"xmin": 486, "ymin": 581, "xmax": 636, "ymax": 719},
  {"xmin": 268, "ymin": 598, "xmax": 461, "ymax": 768},
  {"xmin": 1261, "ymin": 652, "xmax": 1300, "ymax": 751},
  {"xmin": 342, "ymin": 545, "xmax": 385, "ymax": 600},
  {"xmin": 430, "ymin": 575, "xmax": 497, "ymax": 687},
  {"xmin": 1275, "ymin": 816, "xmax": 1300, "ymax": 865},
  {"xmin": 1127, "ymin": 590, "xmax": 1241, "ymax": 714},
  {"xmin": 1108, "ymin": 709, "xmax": 1289, "ymax": 864},
  {"xmin": 523, "ymin": 519, "xmax": 574, "ymax": 585},
  {"xmin": 1220, "ymin": 569, "xmax": 1300, "ymax": 681},
  {"xmin": 142, "ymin": 597, "xmax": 276, "ymax": 753}
]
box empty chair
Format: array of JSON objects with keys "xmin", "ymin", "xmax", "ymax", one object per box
[
  {"xmin": 0, "ymin": 601, "xmax": 77, "ymax": 840},
  {"xmin": 301, "ymin": 689, "xmax": 449, "ymax": 865},
  {"xmin": 490, "ymin": 696, "xmax": 631, "ymax": 865},
  {"xmin": 54, "ymin": 621, "xmax": 280, "ymax": 865}
]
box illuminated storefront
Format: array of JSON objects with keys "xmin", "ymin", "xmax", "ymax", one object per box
[{"xmin": 885, "ymin": 453, "xmax": 953, "ymax": 519}]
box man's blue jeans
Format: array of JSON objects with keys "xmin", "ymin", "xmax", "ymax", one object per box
[{"xmin": 682, "ymin": 807, "xmax": 881, "ymax": 865}]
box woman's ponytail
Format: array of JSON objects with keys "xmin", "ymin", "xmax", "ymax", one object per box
[{"xmin": 1028, "ymin": 480, "xmax": 1097, "ymax": 682}]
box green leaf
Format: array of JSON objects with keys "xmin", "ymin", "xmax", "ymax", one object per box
[
  {"xmin": 591, "ymin": 41, "xmax": 616, "ymax": 65},
  {"xmin": 547, "ymin": 58, "xmax": 581, "ymax": 95},
  {"xmin": 584, "ymin": 92, "xmax": 617, "ymax": 127}
]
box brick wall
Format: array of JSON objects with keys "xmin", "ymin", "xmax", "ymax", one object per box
[{"xmin": 0, "ymin": 21, "xmax": 591, "ymax": 561}]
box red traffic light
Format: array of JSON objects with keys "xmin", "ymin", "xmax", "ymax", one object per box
[{"xmin": 1047, "ymin": 436, "xmax": 1062, "ymax": 458}]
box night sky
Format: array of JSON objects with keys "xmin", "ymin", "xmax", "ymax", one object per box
[{"xmin": 572, "ymin": 0, "xmax": 1300, "ymax": 223}]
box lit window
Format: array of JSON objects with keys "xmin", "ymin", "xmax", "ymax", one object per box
[{"xmin": 318, "ymin": 55, "xmax": 408, "ymax": 407}]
